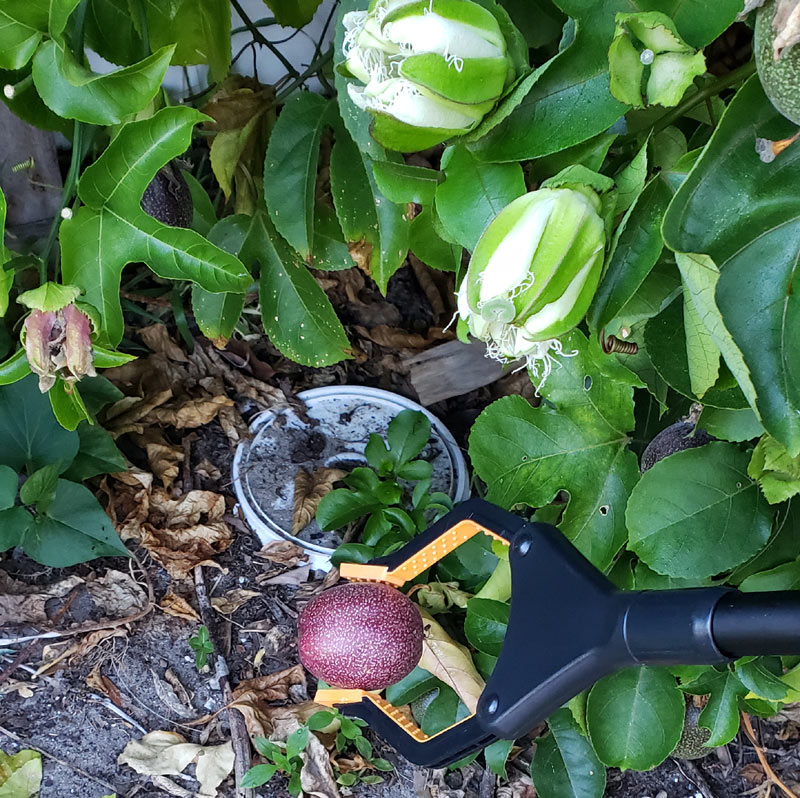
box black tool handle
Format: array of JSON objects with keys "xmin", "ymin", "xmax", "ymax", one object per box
[{"xmin": 711, "ymin": 591, "xmax": 800, "ymax": 657}]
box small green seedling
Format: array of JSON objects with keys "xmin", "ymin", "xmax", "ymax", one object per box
[
  {"xmin": 316, "ymin": 410, "xmax": 454, "ymax": 565},
  {"xmin": 241, "ymin": 709, "xmax": 393, "ymax": 793},
  {"xmin": 188, "ymin": 625, "xmax": 214, "ymax": 670}
]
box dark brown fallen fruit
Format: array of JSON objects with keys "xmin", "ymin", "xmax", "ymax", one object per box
[
  {"xmin": 640, "ymin": 421, "xmax": 713, "ymax": 473},
  {"xmin": 298, "ymin": 582, "xmax": 423, "ymax": 691},
  {"xmin": 672, "ymin": 702, "xmax": 713, "ymax": 759},
  {"xmin": 141, "ymin": 163, "xmax": 193, "ymax": 228}
]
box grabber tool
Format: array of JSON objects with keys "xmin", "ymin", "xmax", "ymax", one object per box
[{"xmin": 315, "ymin": 498, "xmax": 800, "ymax": 767}]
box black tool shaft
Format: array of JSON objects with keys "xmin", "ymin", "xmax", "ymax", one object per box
[{"xmin": 711, "ymin": 591, "xmax": 800, "ymax": 657}]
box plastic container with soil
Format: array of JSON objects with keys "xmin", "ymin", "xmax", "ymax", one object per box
[{"xmin": 232, "ymin": 386, "xmax": 470, "ymax": 570}]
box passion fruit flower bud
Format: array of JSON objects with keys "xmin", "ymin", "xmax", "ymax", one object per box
[
  {"xmin": 342, "ymin": 0, "xmax": 514, "ymax": 152},
  {"xmin": 608, "ymin": 11, "xmax": 706, "ymax": 108},
  {"xmin": 19, "ymin": 283, "xmax": 96, "ymax": 392},
  {"xmin": 457, "ymin": 186, "xmax": 606, "ymax": 384}
]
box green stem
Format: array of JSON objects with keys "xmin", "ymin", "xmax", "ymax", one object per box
[
  {"xmin": 275, "ymin": 47, "xmax": 334, "ymax": 102},
  {"xmin": 230, "ymin": 0, "xmax": 300, "ymax": 78},
  {"xmin": 642, "ymin": 61, "xmax": 756, "ymax": 141},
  {"xmin": 231, "ymin": 16, "xmax": 278, "ymax": 35},
  {"xmin": 40, "ymin": 122, "xmax": 91, "ymax": 281},
  {"xmin": 39, "ymin": 0, "xmax": 91, "ymax": 282}
]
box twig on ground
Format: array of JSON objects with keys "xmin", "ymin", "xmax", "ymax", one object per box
[
  {"xmin": 742, "ymin": 713, "xmax": 800, "ymax": 798},
  {"xmin": 194, "ymin": 564, "xmax": 255, "ymax": 798},
  {"xmin": 185, "ymin": 434, "xmax": 254, "ymax": 798},
  {"xmin": 0, "ymin": 725, "xmax": 126, "ymax": 796},
  {"xmin": 674, "ymin": 757, "xmax": 719, "ymax": 798}
]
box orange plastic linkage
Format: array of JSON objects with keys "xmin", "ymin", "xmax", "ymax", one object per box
[
  {"xmin": 340, "ymin": 519, "xmax": 506, "ymax": 587},
  {"xmin": 315, "ymin": 688, "xmax": 472, "ymax": 742}
]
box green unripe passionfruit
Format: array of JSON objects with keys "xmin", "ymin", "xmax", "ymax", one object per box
[
  {"xmin": 672, "ymin": 702, "xmax": 714, "ymax": 759},
  {"xmin": 755, "ymin": 0, "xmax": 800, "ymax": 125}
]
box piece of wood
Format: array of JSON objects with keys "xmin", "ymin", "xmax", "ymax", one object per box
[
  {"xmin": 0, "ymin": 103, "xmax": 62, "ymax": 239},
  {"xmin": 405, "ymin": 338, "xmax": 517, "ymax": 406}
]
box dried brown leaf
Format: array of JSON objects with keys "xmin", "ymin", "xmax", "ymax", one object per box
[
  {"xmin": 296, "ymin": 716, "xmax": 341, "ymax": 798},
  {"xmin": 196, "ymin": 458, "xmax": 223, "ymax": 482},
  {"xmin": 331, "ymin": 753, "xmax": 372, "ymax": 774},
  {"xmin": 150, "ymin": 394, "xmax": 234, "ymax": 429},
  {"xmin": 160, "ymin": 592, "xmax": 201, "ymax": 622},
  {"xmin": 230, "ymin": 698, "xmax": 326, "ymax": 740},
  {"xmin": 255, "ymin": 540, "xmax": 309, "ymax": 567},
  {"xmin": 233, "ymin": 664, "xmax": 307, "ymax": 703},
  {"xmin": 741, "ymin": 762, "xmax": 767, "ymax": 784},
  {"xmin": 104, "ymin": 469, "xmax": 153, "ymax": 541},
  {"xmin": 132, "ymin": 430, "xmax": 183, "ymax": 489},
  {"xmin": 210, "ymin": 588, "xmax": 261, "ymax": 614},
  {"xmin": 87, "ymin": 664, "xmax": 124, "ymax": 707},
  {"xmin": 347, "ymin": 239, "xmax": 373, "ymax": 276},
  {"xmin": 292, "ymin": 468, "xmax": 346, "ymax": 535},
  {"xmin": 151, "ymin": 670, "xmax": 196, "ymax": 719},
  {"xmin": 164, "ymin": 668, "xmax": 194, "ymax": 709},
  {"xmin": 257, "ymin": 565, "xmax": 311, "ymax": 586},
  {"xmin": 0, "ymin": 571, "xmax": 147, "ymax": 627},
  {"xmin": 357, "ymin": 325, "xmax": 443, "ymax": 350},
  {"xmin": 417, "ymin": 609, "xmax": 485, "ymax": 714},
  {"xmin": 118, "ymin": 730, "xmax": 233, "ymax": 797},
  {"xmin": 139, "ymin": 490, "xmax": 233, "ymax": 578},
  {"xmin": 139, "ymin": 325, "xmax": 190, "ymax": 362}
]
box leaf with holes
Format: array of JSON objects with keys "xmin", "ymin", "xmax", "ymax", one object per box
[
  {"xmin": 60, "ymin": 107, "xmax": 251, "ymax": 347},
  {"xmin": 469, "ymin": 330, "xmax": 641, "ymax": 571}
]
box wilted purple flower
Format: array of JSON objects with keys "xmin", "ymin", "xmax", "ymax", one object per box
[
  {"xmin": 23, "ymin": 304, "xmax": 95, "ymax": 392},
  {"xmin": 62, "ymin": 304, "xmax": 96, "ymax": 383}
]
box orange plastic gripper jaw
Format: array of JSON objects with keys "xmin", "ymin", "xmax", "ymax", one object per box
[
  {"xmin": 314, "ymin": 499, "xmax": 522, "ymax": 767},
  {"xmin": 338, "ymin": 518, "xmax": 507, "ymax": 586}
]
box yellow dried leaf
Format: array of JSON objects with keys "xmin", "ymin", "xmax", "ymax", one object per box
[
  {"xmin": 292, "ymin": 468, "xmax": 346, "ymax": 535},
  {"xmin": 348, "ymin": 239, "xmax": 373, "ymax": 276},
  {"xmin": 160, "ymin": 592, "xmax": 201, "ymax": 622},
  {"xmin": 417, "ymin": 609, "xmax": 485, "ymax": 714},
  {"xmin": 210, "ymin": 589, "xmax": 260, "ymax": 614},
  {"xmin": 118, "ymin": 731, "xmax": 233, "ymax": 798}
]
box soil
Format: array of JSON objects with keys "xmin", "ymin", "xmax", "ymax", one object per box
[{"xmin": 1, "ymin": 263, "xmax": 798, "ymax": 798}]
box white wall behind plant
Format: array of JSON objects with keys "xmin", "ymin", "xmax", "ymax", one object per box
[{"xmin": 87, "ymin": 0, "xmax": 338, "ymax": 97}]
